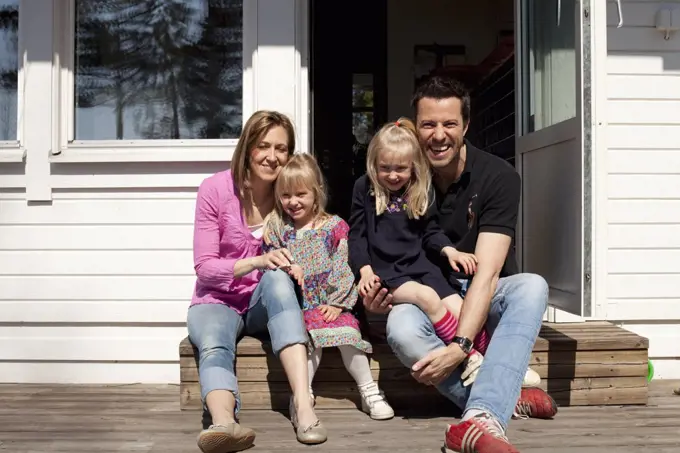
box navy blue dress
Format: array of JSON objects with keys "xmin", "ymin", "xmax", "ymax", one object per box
[{"xmin": 347, "ymin": 175, "xmax": 461, "ymax": 298}]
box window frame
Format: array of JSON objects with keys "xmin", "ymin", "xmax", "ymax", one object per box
[{"xmin": 50, "ymin": 0, "xmax": 257, "ymax": 163}]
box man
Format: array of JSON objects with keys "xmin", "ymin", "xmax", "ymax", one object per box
[{"xmin": 360, "ymin": 75, "xmax": 557, "ymax": 453}]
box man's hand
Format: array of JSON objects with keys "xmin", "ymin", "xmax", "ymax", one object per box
[
  {"xmin": 318, "ymin": 305, "xmax": 342, "ymax": 322},
  {"xmin": 362, "ymin": 281, "xmax": 393, "ymax": 315},
  {"xmin": 411, "ymin": 345, "xmax": 467, "ymax": 386}
]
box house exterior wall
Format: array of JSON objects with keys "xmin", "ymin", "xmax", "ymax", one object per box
[
  {"xmin": 0, "ymin": 0, "xmax": 308, "ymax": 383},
  {"xmin": 605, "ymin": 0, "xmax": 680, "ymax": 378}
]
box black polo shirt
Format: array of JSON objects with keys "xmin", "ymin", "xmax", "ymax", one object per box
[{"xmin": 432, "ymin": 140, "xmax": 521, "ymax": 280}]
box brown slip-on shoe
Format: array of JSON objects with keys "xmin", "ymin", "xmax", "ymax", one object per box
[{"xmin": 197, "ymin": 423, "xmax": 255, "ymax": 453}]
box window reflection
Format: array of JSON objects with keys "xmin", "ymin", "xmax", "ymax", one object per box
[
  {"xmin": 0, "ymin": 0, "xmax": 18, "ymax": 141},
  {"xmin": 74, "ymin": 0, "xmax": 243, "ymax": 140}
]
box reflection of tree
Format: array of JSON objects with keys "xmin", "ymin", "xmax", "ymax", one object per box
[
  {"xmin": 75, "ymin": 0, "xmax": 243, "ymax": 140},
  {"xmin": 0, "ymin": 2, "xmax": 18, "ymax": 140}
]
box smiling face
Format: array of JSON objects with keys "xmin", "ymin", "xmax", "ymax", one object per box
[
  {"xmin": 376, "ymin": 149, "xmax": 413, "ymax": 192},
  {"xmin": 415, "ymin": 96, "xmax": 469, "ymax": 171},
  {"xmin": 248, "ymin": 125, "xmax": 291, "ymax": 184},
  {"xmin": 279, "ymin": 182, "xmax": 316, "ymax": 225}
]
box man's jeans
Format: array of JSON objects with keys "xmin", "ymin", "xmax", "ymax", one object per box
[
  {"xmin": 385, "ymin": 273, "xmax": 548, "ymax": 429},
  {"xmin": 187, "ymin": 269, "xmax": 308, "ymax": 414}
]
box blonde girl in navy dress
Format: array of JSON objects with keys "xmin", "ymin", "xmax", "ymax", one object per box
[{"xmin": 347, "ymin": 117, "xmax": 489, "ymax": 356}]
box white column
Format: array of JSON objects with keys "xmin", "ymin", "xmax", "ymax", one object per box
[
  {"xmin": 21, "ymin": 0, "xmax": 54, "ymax": 201},
  {"xmin": 255, "ymin": 0, "xmax": 309, "ymax": 153}
]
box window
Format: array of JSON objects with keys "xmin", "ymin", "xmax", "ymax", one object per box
[
  {"xmin": 525, "ymin": 0, "xmax": 576, "ymax": 132},
  {"xmin": 73, "ymin": 0, "xmax": 243, "ymax": 141},
  {"xmin": 352, "ymin": 73, "xmax": 374, "ymax": 147},
  {"xmin": 0, "ymin": 0, "xmax": 18, "ymax": 142}
]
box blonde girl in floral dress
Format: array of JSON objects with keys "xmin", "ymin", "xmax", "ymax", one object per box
[{"xmin": 262, "ymin": 153, "xmax": 395, "ymax": 421}]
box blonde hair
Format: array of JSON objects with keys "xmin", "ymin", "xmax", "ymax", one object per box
[
  {"xmin": 263, "ymin": 153, "xmax": 330, "ymax": 243},
  {"xmin": 366, "ymin": 117, "xmax": 432, "ymax": 219},
  {"xmin": 231, "ymin": 110, "xmax": 296, "ymax": 200}
]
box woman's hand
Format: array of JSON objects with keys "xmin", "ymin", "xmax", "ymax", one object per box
[
  {"xmin": 258, "ymin": 248, "xmax": 294, "ymax": 270},
  {"xmin": 319, "ymin": 305, "xmax": 342, "ymax": 322},
  {"xmin": 442, "ymin": 246, "xmax": 478, "ymax": 275},
  {"xmin": 287, "ymin": 264, "xmax": 305, "ymax": 288}
]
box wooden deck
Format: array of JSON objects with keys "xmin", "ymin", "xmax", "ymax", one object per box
[{"xmin": 1, "ymin": 380, "xmax": 679, "ymax": 452}]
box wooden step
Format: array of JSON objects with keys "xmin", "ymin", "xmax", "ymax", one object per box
[{"xmin": 179, "ymin": 321, "xmax": 649, "ymax": 411}]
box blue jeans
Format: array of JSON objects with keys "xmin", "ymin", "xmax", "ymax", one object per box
[
  {"xmin": 385, "ymin": 273, "xmax": 548, "ymax": 429},
  {"xmin": 186, "ymin": 269, "xmax": 308, "ymax": 414}
]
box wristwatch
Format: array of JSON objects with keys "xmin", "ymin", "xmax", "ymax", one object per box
[{"xmin": 451, "ymin": 336, "xmax": 474, "ymax": 355}]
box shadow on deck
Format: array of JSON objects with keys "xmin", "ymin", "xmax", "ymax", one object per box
[{"xmin": 0, "ymin": 380, "xmax": 678, "ymax": 453}]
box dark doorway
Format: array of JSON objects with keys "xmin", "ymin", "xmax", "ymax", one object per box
[{"xmin": 310, "ymin": 0, "xmax": 388, "ymax": 220}]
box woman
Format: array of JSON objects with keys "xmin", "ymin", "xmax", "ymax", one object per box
[{"xmin": 187, "ymin": 110, "xmax": 326, "ymax": 453}]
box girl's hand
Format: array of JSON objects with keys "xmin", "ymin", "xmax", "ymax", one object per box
[
  {"xmin": 288, "ymin": 264, "xmax": 304, "ymax": 289},
  {"xmin": 258, "ymin": 248, "xmax": 294, "ymax": 270},
  {"xmin": 319, "ymin": 305, "xmax": 342, "ymax": 322},
  {"xmin": 442, "ymin": 246, "xmax": 478, "ymax": 275},
  {"xmin": 358, "ymin": 267, "xmax": 379, "ymax": 297},
  {"xmin": 461, "ymin": 350, "xmax": 484, "ymax": 387}
]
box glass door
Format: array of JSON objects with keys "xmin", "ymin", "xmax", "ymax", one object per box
[{"xmin": 515, "ymin": 0, "xmax": 593, "ymax": 316}]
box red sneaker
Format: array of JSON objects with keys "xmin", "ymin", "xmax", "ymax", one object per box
[
  {"xmin": 514, "ymin": 387, "xmax": 557, "ymax": 419},
  {"xmin": 444, "ymin": 414, "xmax": 519, "ymax": 453}
]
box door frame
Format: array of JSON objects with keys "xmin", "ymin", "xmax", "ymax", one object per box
[{"xmin": 514, "ymin": 0, "xmax": 601, "ymax": 320}]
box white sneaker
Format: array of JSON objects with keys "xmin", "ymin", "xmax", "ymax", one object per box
[
  {"xmin": 522, "ymin": 367, "xmax": 541, "ymax": 387},
  {"xmin": 359, "ymin": 382, "xmax": 394, "ymax": 420}
]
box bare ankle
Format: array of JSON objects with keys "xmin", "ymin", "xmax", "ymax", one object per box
[{"xmin": 212, "ymin": 415, "xmax": 236, "ymax": 426}]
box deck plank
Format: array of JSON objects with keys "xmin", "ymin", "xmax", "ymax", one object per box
[{"xmin": 0, "ymin": 380, "xmax": 679, "ymax": 452}]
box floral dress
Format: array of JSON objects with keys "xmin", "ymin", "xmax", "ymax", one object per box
[{"xmin": 263, "ymin": 215, "xmax": 372, "ymax": 353}]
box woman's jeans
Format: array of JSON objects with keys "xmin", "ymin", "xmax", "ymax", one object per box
[
  {"xmin": 385, "ymin": 273, "xmax": 549, "ymax": 430},
  {"xmin": 187, "ymin": 269, "xmax": 308, "ymax": 414}
]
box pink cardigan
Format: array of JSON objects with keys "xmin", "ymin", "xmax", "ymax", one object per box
[{"xmin": 190, "ymin": 170, "xmax": 263, "ymax": 314}]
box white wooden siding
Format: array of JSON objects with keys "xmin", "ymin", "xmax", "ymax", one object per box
[
  {"xmin": 0, "ymin": 189, "xmax": 198, "ymax": 383},
  {"xmin": 606, "ymin": 0, "xmax": 680, "ymax": 378}
]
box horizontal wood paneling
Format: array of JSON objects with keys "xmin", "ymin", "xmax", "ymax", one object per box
[
  {"xmin": 0, "ymin": 225, "xmax": 193, "ymax": 250},
  {"xmin": 608, "ymin": 100, "xmax": 680, "ymax": 124},
  {"xmin": 607, "ymin": 27, "xmax": 680, "ymax": 52},
  {"xmin": 0, "ymin": 326, "xmax": 187, "ymax": 362},
  {"xmin": 609, "ymin": 200, "xmax": 680, "ymax": 223},
  {"xmin": 0, "ymin": 250, "xmax": 194, "ymax": 275},
  {"xmin": 0, "ymin": 301, "xmax": 188, "ymax": 323},
  {"xmin": 608, "ymin": 300, "xmax": 680, "ymax": 321},
  {"xmin": 608, "ymin": 224, "xmax": 680, "ymax": 248},
  {"xmin": 608, "ymin": 175, "xmax": 680, "ymax": 199},
  {"xmin": 607, "ymin": 125, "xmax": 680, "ymax": 149},
  {"xmin": 608, "ymin": 250, "xmax": 680, "ymax": 273},
  {"xmin": 607, "ymin": 75, "xmax": 680, "ymax": 100},
  {"xmin": 608, "ymin": 52, "xmax": 680, "ymax": 75},
  {"xmin": 0, "ymin": 275, "xmax": 195, "ymax": 301},
  {"xmin": 607, "ymin": 150, "xmax": 680, "ymax": 173},
  {"xmin": 607, "ymin": 274, "xmax": 678, "ymax": 298},
  {"xmin": 0, "ymin": 198, "xmax": 196, "ymax": 225}
]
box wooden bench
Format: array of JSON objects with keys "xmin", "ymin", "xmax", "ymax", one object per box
[{"xmin": 179, "ymin": 321, "xmax": 649, "ymax": 411}]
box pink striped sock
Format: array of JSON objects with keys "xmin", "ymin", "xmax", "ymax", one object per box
[
  {"xmin": 473, "ymin": 328, "xmax": 491, "ymax": 355},
  {"xmin": 433, "ymin": 311, "xmax": 459, "ymax": 344}
]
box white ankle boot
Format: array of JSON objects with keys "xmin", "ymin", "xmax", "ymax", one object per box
[
  {"xmin": 522, "ymin": 367, "xmax": 541, "ymax": 387},
  {"xmin": 359, "ymin": 382, "xmax": 394, "ymax": 420}
]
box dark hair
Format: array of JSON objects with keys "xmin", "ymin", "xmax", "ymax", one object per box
[{"xmin": 411, "ymin": 75, "xmax": 471, "ymax": 125}]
